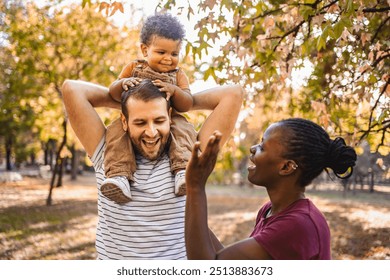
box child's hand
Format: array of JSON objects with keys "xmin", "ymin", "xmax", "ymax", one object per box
[
  {"xmin": 122, "ymin": 77, "xmax": 142, "ymax": 91},
  {"xmin": 152, "ymin": 79, "xmax": 176, "ymax": 100}
]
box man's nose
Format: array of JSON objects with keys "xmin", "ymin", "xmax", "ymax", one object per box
[{"xmin": 144, "ymin": 123, "xmax": 157, "ymax": 137}]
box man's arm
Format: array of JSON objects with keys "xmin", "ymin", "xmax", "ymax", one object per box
[
  {"xmin": 108, "ymin": 79, "xmax": 125, "ymax": 102},
  {"xmin": 62, "ymin": 80, "xmax": 120, "ymax": 156},
  {"xmin": 192, "ymin": 84, "xmax": 244, "ymax": 151}
]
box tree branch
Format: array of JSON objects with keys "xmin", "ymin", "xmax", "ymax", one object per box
[
  {"xmin": 320, "ymin": 0, "xmax": 339, "ymax": 12},
  {"xmin": 272, "ymin": 20, "xmax": 305, "ymax": 52},
  {"xmin": 359, "ymin": 79, "xmax": 390, "ymax": 142},
  {"xmin": 371, "ymin": 52, "xmax": 390, "ymax": 68},
  {"xmin": 362, "ymin": 7, "xmax": 390, "ymax": 13},
  {"xmin": 371, "ymin": 16, "xmax": 390, "ymax": 44}
]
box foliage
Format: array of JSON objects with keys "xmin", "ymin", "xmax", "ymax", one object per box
[
  {"xmin": 3, "ymin": 0, "xmax": 389, "ymax": 184},
  {"xmin": 83, "ymin": 0, "xmax": 389, "ymax": 182},
  {"xmin": 0, "ymin": 0, "xmax": 139, "ymax": 168},
  {"xmin": 156, "ymin": 0, "xmax": 389, "ymax": 157}
]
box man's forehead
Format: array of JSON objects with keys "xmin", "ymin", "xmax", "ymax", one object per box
[
  {"xmin": 126, "ymin": 97, "xmax": 169, "ymax": 118},
  {"xmin": 126, "ymin": 96, "xmax": 167, "ymax": 106}
]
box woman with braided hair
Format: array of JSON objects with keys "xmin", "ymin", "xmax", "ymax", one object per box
[{"xmin": 185, "ymin": 118, "xmax": 357, "ymax": 260}]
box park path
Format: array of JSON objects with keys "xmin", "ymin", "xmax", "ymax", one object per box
[{"xmin": 1, "ymin": 172, "xmax": 389, "ymax": 260}]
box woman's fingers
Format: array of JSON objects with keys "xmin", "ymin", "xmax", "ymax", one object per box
[{"xmin": 190, "ymin": 131, "xmax": 222, "ymax": 165}]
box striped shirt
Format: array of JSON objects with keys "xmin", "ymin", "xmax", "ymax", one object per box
[{"xmin": 90, "ymin": 136, "xmax": 187, "ymax": 259}]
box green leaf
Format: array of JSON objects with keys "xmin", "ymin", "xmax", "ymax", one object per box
[
  {"xmin": 81, "ymin": 0, "xmax": 92, "ymax": 8},
  {"xmin": 204, "ymin": 67, "xmax": 216, "ymax": 81},
  {"xmin": 368, "ymin": 74, "xmax": 377, "ymax": 84},
  {"xmin": 185, "ymin": 42, "xmax": 191, "ymax": 57},
  {"xmin": 300, "ymin": 6, "xmax": 314, "ymax": 21},
  {"xmin": 340, "ymin": 17, "xmax": 353, "ymax": 29},
  {"xmin": 332, "ymin": 20, "xmax": 345, "ymax": 39},
  {"xmin": 346, "ymin": 0, "xmax": 355, "ymax": 13},
  {"xmin": 317, "ymin": 35, "xmax": 326, "ymax": 51}
]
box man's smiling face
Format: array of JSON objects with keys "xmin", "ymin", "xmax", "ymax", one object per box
[{"xmin": 123, "ymin": 96, "xmax": 170, "ymax": 160}]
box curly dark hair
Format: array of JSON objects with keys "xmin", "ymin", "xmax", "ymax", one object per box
[
  {"xmin": 278, "ymin": 118, "xmax": 357, "ymax": 187},
  {"xmin": 140, "ymin": 13, "xmax": 185, "ymax": 45}
]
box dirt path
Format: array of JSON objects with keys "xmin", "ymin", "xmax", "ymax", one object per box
[{"xmin": 0, "ymin": 173, "xmax": 389, "ymax": 260}]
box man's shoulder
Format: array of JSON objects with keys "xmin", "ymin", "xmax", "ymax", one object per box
[{"xmin": 90, "ymin": 136, "xmax": 106, "ymax": 167}]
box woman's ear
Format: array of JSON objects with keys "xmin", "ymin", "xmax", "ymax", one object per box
[{"xmin": 279, "ymin": 160, "xmax": 299, "ymax": 175}]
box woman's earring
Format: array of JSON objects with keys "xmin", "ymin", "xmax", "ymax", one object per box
[{"xmin": 291, "ymin": 161, "xmax": 298, "ymax": 170}]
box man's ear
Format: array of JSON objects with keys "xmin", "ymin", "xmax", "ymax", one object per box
[
  {"xmin": 168, "ymin": 107, "xmax": 172, "ymax": 125},
  {"xmin": 279, "ymin": 160, "xmax": 298, "ymax": 176},
  {"xmin": 140, "ymin": 43, "xmax": 148, "ymax": 57},
  {"xmin": 120, "ymin": 113, "xmax": 128, "ymax": 132}
]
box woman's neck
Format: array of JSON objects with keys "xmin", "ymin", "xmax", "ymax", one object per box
[{"xmin": 266, "ymin": 186, "xmax": 305, "ymax": 216}]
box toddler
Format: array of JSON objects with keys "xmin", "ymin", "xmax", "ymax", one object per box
[{"xmin": 101, "ymin": 13, "xmax": 196, "ymax": 204}]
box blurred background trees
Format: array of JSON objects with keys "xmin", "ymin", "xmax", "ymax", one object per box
[
  {"xmin": 1, "ymin": 0, "xmax": 388, "ymax": 188},
  {"xmin": 0, "ymin": 0, "xmax": 141, "ymax": 203},
  {"xmin": 158, "ymin": 0, "xmax": 389, "ymax": 183}
]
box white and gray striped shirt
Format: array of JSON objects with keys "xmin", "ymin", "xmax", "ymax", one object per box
[{"xmin": 90, "ymin": 136, "xmax": 187, "ymax": 259}]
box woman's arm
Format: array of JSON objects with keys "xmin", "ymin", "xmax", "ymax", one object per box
[{"xmin": 185, "ymin": 132, "xmax": 272, "ymax": 260}]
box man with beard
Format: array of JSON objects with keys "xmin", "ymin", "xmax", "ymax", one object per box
[{"xmin": 62, "ymin": 79, "xmax": 243, "ymax": 259}]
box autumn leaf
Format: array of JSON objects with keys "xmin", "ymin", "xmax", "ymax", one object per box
[
  {"xmin": 99, "ymin": 2, "xmax": 109, "ymax": 12},
  {"xmin": 109, "ymin": 2, "xmax": 124, "ymax": 17}
]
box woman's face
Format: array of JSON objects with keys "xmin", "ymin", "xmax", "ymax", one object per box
[{"xmin": 247, "ymin": 123, "xmax": 287, "ymax": 186}]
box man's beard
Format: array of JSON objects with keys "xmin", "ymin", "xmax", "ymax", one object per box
[{"xmin": 130, "ymin": 133, "xmax": 171, "ymax": 161}]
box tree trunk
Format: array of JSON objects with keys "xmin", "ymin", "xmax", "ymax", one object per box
[
  {"xmin": 5, "ymin": 136, "xmax": 12, "ymax": 171},
  {"xmin": 369, "ymin": 171, "xmax": 375, "ymax": 193},
  {"xmin": 56, "ymin": 157, "xmax": 64, "ymax": 187},
  {"xmin": 47, "ymin": 120, "xmax": 67, "ymax": 206},
  {"xmin": 30, "ymin": 152, "xmax": 36, "ymax": 165},
  {"xmin": 48, "ymin": 139, "xmax": 56, "ymax": 170},
  {"xmin": 70, "ymin": 144, "xmax": 78, "ymax": 180},
  {"xmin": 44, "ymin": 145, "xmax": 48, "ymax": 166}
]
